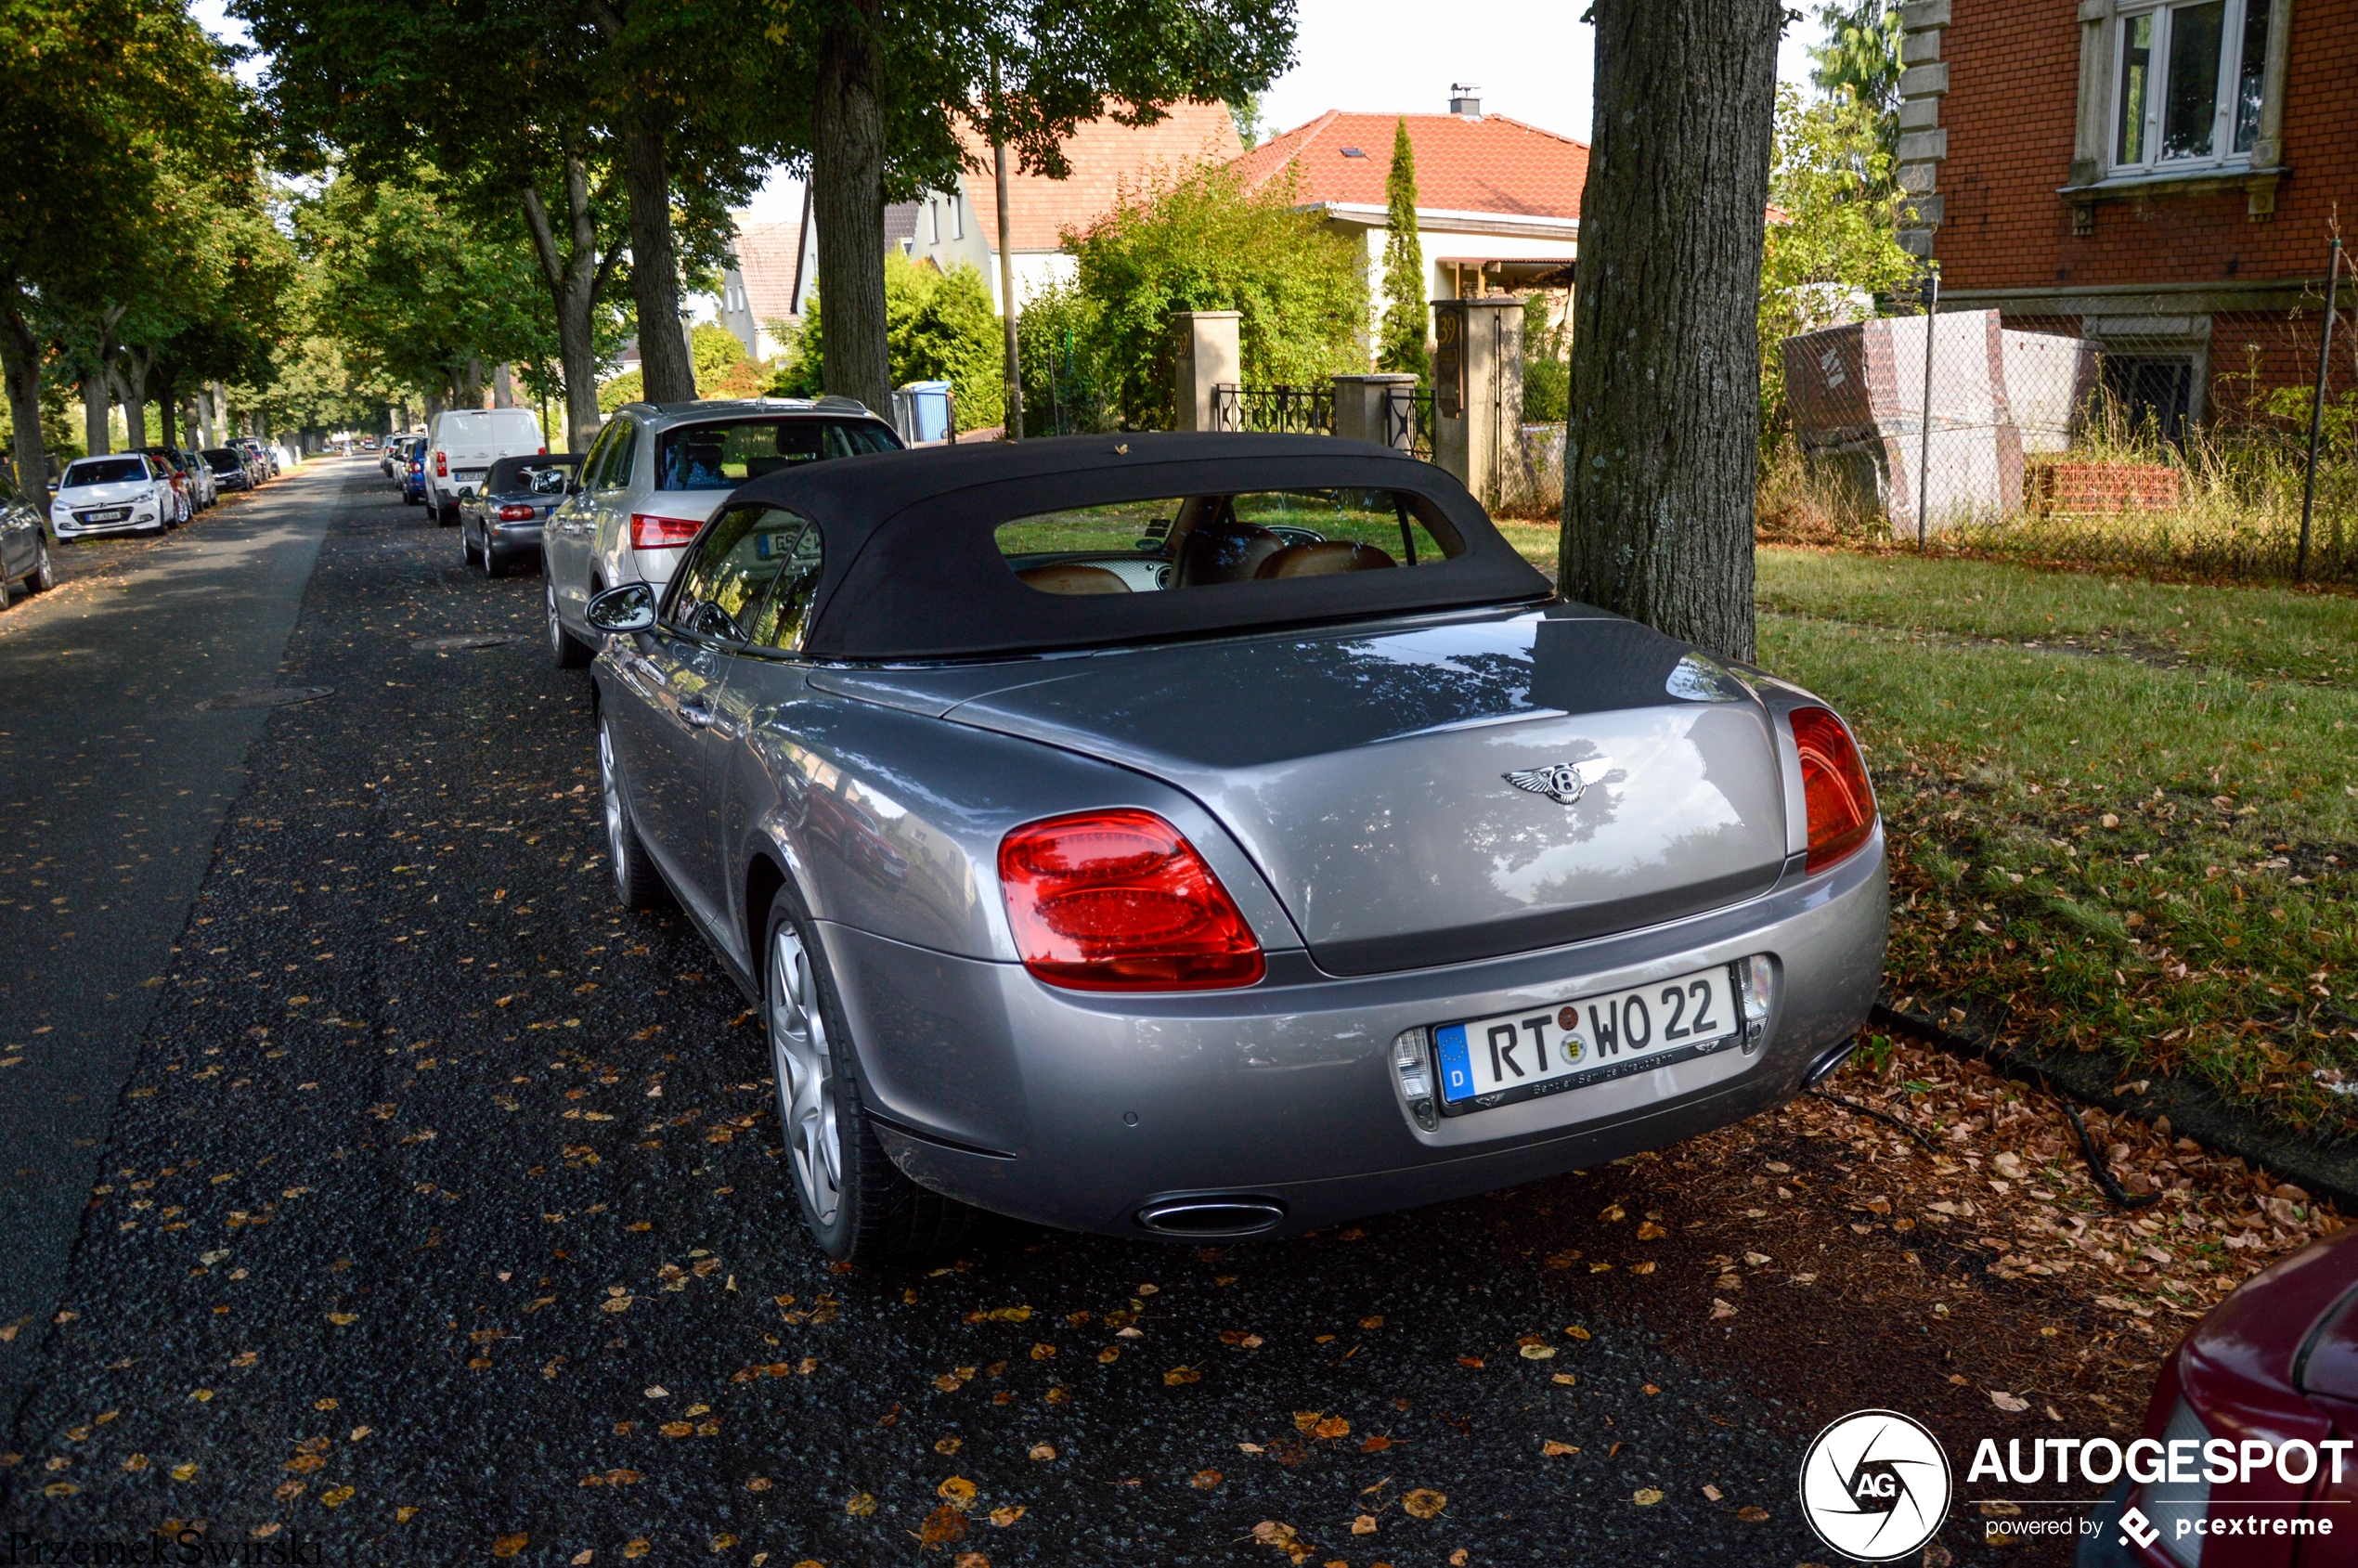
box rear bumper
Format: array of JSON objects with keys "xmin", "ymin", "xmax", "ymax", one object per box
[
  {"xmin": 487, "ymin": 520, "xmax": 547, "ymax": 551},
  {"xmin": 835, "ymin": 829, "xmax": 1888, "ymax": 1238}
]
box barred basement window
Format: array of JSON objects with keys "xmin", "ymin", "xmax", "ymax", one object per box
[{"xmin": 2110, "ymin": 0, "xmax": 2271, "ymax": 174}]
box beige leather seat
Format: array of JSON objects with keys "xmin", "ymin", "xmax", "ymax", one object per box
[
  {"xmin": 1254, "ymin": 540, "xmax": 1398, "ymax": 578},
  {"xmin": 1017, "ymin": 562, "xmax": 1132, "ymax": 594}
]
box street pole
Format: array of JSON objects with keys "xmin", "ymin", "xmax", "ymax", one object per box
[
  {"xmin": 2298, "ymin": 236, "xmax": 2341, "ymax": 583},
  {"xmin": 995, "ymin": 139, "xmax": 1022, "ymax": 441},
  {"xmin": 1917, "ymin": 266, "xmax": 1939, "ymax": 552}
]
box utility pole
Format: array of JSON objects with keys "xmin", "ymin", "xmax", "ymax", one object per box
[
  {"xmin": 1916, "ymin": 266, "xmax": 1939, "ymax": 551},
  {"xmin": 995, "ymin": 139, "xmax": 1022, "ymax": 441},
  {"xmin": 2299, "ymin": 236, "xmax": 2341, "ymax": 582}
]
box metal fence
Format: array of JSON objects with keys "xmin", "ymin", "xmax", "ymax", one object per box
[
  {"xmin": 1774, "ymin": 260, "xmax": 2356, "ymax": 580},
  {"xmin": 1383, "ymin": 384, "xmax": 1435, "ymax": 463},
  {"xmin": 1210, "ymin": 382, "xmax": 1332, "ymax": 436}
]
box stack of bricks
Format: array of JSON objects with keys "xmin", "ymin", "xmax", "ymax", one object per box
[{"xmin": 2026, "ymin": 461, "xmax": 2182, "ymax": 516}]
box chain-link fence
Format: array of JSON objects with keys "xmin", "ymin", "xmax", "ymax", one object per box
[{"xmin": 1769, "ymin": 277, "xmax": 2356, "ymax": 581}]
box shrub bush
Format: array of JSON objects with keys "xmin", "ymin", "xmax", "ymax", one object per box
[{"xmin": 1068, "ymin": 162, "xmax": 1368, "ymax": 429}]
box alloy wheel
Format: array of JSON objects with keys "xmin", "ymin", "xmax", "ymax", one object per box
[
  {"xmin": 547, "ymin": 580, "xmax": 564, "ymax": 658},
  {"xmin": 770, "ymin": 925, "xmax": 841, "ymax": 1225},
  {"xmin": 34, "ymin": 546, "xmax": 52, "ymax": 591}
]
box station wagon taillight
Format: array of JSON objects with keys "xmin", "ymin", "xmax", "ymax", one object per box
[
  {"xmin": 1791, "ymin": 707, "xmax": 1875, "ymax": 873},
  {"xmin": 999, "ymin": 810, "xmax": 1264, "ymax": 991},
  {"xmin": 628, "ymin": 513, "xmax": 702, "ymax": 550}
]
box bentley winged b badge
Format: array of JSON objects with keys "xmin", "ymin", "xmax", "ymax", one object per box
[{"xmin": 1503, "ymin": 758, "xmax": 1611, "ymax": 806}]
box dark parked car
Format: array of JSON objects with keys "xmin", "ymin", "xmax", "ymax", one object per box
[
  {"xmin": 583, "ymin": 434, "xmax": 1888, "ymax": 1262},
  {"xmin": 459, "ymin": 452, "xmax": 580, "ymax": 577},
  {"xmin": 399, "ymin": 444, "xmax": 429, "ymax": 506},
  {"xmin": 2079, "ymin": 1224, "xmax": 2358, "ymax": 1567},
  {"xmin": 201, "ymin": 447, "xmax": 254, "ymax": 493},
  {"xmin": 0, "ymin": 475, "xmax": 52, "ymax": 603}
]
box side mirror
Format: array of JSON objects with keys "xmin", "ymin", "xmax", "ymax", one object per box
[
  {"xmin": 586, "ymin": 581, "xmax": 656, "ymax": 636},
  {"xmin": 565, "ymin": 478, "xmax": 583, "ymax": 496}
]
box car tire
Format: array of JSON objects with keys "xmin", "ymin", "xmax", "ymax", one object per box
[
  {"xmin": 436, "ymin": 501, "xmax": 457, "ymax": 528},
  {"xmin": 597, "ymin": 719, "xmax": 669, "ymax": 911},
  {"xmin": 482, "ymin": 538, "xmax": 504, "ymax": 578},
  {"xmin": 547, "ymin": 577, "xmax": 592, "ymax": 668},
  {"xmin": 27, "ymin": 543, "xmax": 52, "ymax": 594},
  {"xmin": 405, "ymin": 491, "xmax": 421, "ymax": 507},
  {"xmin": 762, "ymin": 884, "xmax": 974, "ymax": 1263},
  {"xmin": 461, "ymin": 524, "xmax": 479, "ymax": 566}
]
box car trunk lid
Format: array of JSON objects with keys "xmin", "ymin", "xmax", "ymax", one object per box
[{"xmin": 916, "ymin": 609, "xmax": 1790, "ymax": 975}]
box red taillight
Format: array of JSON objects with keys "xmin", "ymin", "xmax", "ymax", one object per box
[
  {"xmin": 999, "ymin": 810, "xmax": 1264, "ymax": 991},
  {"xmin": 434, "ymin": 450, "xmax": 447, "ymax": 476},
  {"xmin": 497, "ymin": 503, "xmax": 536, "ymax": 521},
  {"xmin": 1791, "ymin": 707, "xmax": 1875, "ymax": 873},
  {"xmin": 629, "ymin": 513, "xmax": 702, "ymax": 550},
  {"xmin": 538, "ymin": 446, "xmax": 548, "ymax": 455}
]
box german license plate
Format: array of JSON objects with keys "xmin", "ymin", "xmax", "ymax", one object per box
[
  {"xmin": 1432, "ymin": 964, "xmax": 1741, "ymax": 1115},
  {"xmin": 86, "ymin": 508, "xmax": 129, "ymax": 523}
]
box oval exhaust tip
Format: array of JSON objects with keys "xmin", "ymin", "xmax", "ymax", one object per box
[
  {"xmin": 1803, "ymin": 1042, "xmax": 1857, "ymax": 1089},
  {"xmin": 1134, "ymin": 1197, "xmax": 1287, "ymax": 1238}
]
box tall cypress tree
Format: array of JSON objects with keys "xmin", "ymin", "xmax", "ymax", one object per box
[{"xmin": 1376, "ymin": 116, "xmax": 1427, "ymax": 379}]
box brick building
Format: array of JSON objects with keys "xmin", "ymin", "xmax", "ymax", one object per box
[{"xmin": 1896, "ymin": 0, "xmax": 2352, "ymax": 436}]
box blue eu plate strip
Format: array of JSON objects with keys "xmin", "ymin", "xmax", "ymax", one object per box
[{"xmin": 1434, "ymin": 1024, "xmax": 1473, "ymax": 1104}]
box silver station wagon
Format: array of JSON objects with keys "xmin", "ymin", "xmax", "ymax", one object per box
[{"xmin": 586, "ymin": 434, "xmax": 1888, "ymax": 1260}]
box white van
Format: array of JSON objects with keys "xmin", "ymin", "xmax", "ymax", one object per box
[{"xmin": 426, "ymin": 408, "xmax": 545, "ymax": 526}]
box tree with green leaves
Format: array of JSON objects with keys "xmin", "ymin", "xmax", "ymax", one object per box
[
  {"xmin": 1809, "ymin": 1, "xmax": 1903, "ymax": 156},
  {"xmin": 0, "ymin": 0, "xmax": 241, "ymax": 488},
  {"xmin": 769, "ymin": 253, "xmax": 1005, "ymax": 430},
  {"xmin": 784, "ymin": 0, "xmax": 1299, "ymax": 411},
  {"xmin": 1757, "ymin": 84, "xmax": 1917, "ymax": 434},
  {"xmin": 1069, "ymin": 162, "xmax": 1366, "ymax": 429},
  {"xmin": 1376, "ymin": 117, "xmax": 1427, "ymax": 381}
]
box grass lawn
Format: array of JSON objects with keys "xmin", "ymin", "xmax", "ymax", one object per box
[{"xmin": 1755, "ymin": 546, "xmax": 2358, "ymax": 1135}]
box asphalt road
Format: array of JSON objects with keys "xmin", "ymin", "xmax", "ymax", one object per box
[
  {"xmin": 0, "ymin": 478, "xmax": 330, "ymax": 1419},
  {"xmin": 1, "ymin": 462, "xmax": 2053, "ymax": 1565}
]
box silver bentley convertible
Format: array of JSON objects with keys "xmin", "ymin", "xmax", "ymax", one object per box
[{"xmin": 585, "ymin": 434, "xmax": 1887, "ymax": 1260}]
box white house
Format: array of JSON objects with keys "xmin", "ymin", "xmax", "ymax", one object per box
[
  {"xmin": 1230, "ymin": 90, "xmax": 1587, "ymax": 341},
  {"xmin": 793, "ymin": 103, "xmax": 1243, "ymax": 317}
]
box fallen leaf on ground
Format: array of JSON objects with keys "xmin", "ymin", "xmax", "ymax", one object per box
[
  {"xmin": 1028, "ymin": 1444, "xmax": 1056, "ymax": 1460},
  {"xmin": 1710, "ymin": 1299, "xmax": 1738, "ymax": 1320},
  {"xmin": 845, "ymin": 1492, "xmax": 877, "ymax": 1516},
  {"xmin": 1633, "ymin": 1488, "xmax": 1665, "ymax": 1506},
  {"xmin": 1314, "ymin": 1415, "xmax": 1350, "ymax": 1438},
  {"xmin": 989, "ymin": 1506, "xmax": 1025, "ymax": 1527},
  {"xmin": 1543, "ymin": 1440, "xmax": 1579, "ymax": 1457},
  {"xmin": 492, "ymin": 1535, "xmax": 528, "ymax": 1559},
  {"xmin": 1702, "ymin": 1484, "xmax": 1722, "ymax": 1501},
  {"xmin": 1352, "ymin": 1515, "xmax": 1378, "ymax": 1535},
  {"xmin": 1402, "ymin": 1488, "xmax": 1447, "ymax": 1519},
  {"xmin": 1191, "ymin": 1470, "xmax": 1222, "ymax": 1489},
  {"xmin": 1989, "ymin": 1390, "xmax": 2030, "ymax": 1412},
  {"xmin": 1738, "ymin": 1506, "xmax": 1770, "ymax": 1522},
  {"xmin": 938, "ymin": 1475, "xmax": 978, "ymax": 1510},
  {"xmin": 916, "ymin": 1506, "xmax": 966, "ymax": 1547}
]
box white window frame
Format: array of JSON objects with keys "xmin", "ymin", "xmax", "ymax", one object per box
[
  {"xmin": 950, "ymin": 191, "xmax": 964, "ymax": 241},
  {"xmin": 2106, "ymin": 0, "xmax": 2268, "ymax": 178}
]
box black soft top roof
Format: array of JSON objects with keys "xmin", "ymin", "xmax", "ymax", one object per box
[
  {"xmin": 484, "ymin": 452, "xmax": 580, "ymax": 492},
  {"xmin": 719, "ymin": 432, "xmax": 1554, "ymax": 661}
]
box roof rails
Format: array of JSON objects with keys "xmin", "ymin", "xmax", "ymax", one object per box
[{"xmin": 812, "ymin": 395, "xmax": 873, "ymax": 415}]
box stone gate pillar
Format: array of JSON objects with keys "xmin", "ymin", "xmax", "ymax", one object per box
[
  {"xmin": 1172, "ymin": 311, "xmax": 1241, "ymax": 432},
  {"xmin": 1331, "ymin": 373, "xmax": 1421, "ymax": 451},
  {"xmin": 1431, "ymin": 297, "xmax": 1526, "ymax": 507}
]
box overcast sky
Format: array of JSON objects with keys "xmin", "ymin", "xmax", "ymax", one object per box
[{"xmin": 189, "ymin": 0, "xmax": 1831, "ymax": 230}]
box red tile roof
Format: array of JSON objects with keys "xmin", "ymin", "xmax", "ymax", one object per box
[
  {"xmin": 955, "ymin": 101, "xmax": 1243, "ymax": 253},
  {"xmin": 1229, "ymin": 110, "xmax": 1589, "ymax": 222},
  {"xmin": 729, "ymin": 214, "xmax": 802, "ymax": 327}
]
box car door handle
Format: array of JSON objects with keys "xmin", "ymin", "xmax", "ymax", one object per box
[{"xmin": 680, "ymin": 697, "xmax": 714, "ymax": 729}]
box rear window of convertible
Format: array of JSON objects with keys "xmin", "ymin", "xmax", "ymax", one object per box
[{"xmin": 994, "ymin": 488, "xmax": 1464, "ymax": 594}]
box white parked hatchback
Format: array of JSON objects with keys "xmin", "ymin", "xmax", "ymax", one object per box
[
  {"xmin": 541, "ymin": 397, "xmax": 900, "ymax": 667},
  {"xmin": 426, "ymin": 408, "xmax": 545, "ymax": 526},
  {"xmin": 51, "ymin": 455, "xmax": 176, "ymax": 538}
]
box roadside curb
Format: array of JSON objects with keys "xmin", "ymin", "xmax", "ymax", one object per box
[{"xmin": 1871, "ymin": 992, "xmax": 2358, "ymax": 1213}]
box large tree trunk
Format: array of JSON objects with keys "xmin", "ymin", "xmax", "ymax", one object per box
[
  {"xmin": 0, "ymin": 292, "xmax": 52, "ymax": 502},
  {"xmin": 82, "ymin": 367, "xmax": 111, "ymax": 455},
  {"xmin": 619, "ymin": 119, "xmax": 694, "ymax": 403},
  {"xmin": 520, "ymin": 151, "xmax": 617, "ymax": 453},
  {"xmin": 1557, "ymin": 0, "xmax": 1780, "ymax": 664},
  {"xmin": 812, "ymin": 4, "xmax": 891, "ymax": 413},
  {"xmin": 151, "ymin": 364, "xmax": 179, "ymax": 451}
]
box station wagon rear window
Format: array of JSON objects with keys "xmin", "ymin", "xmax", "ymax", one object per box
[
  {"xmin": 655, "ymin": 418, "xmax": 898, "ymax": 491},
  {"xmin": 995, "ymin": 488, "xmax": 1464, "ymax": 596}
]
